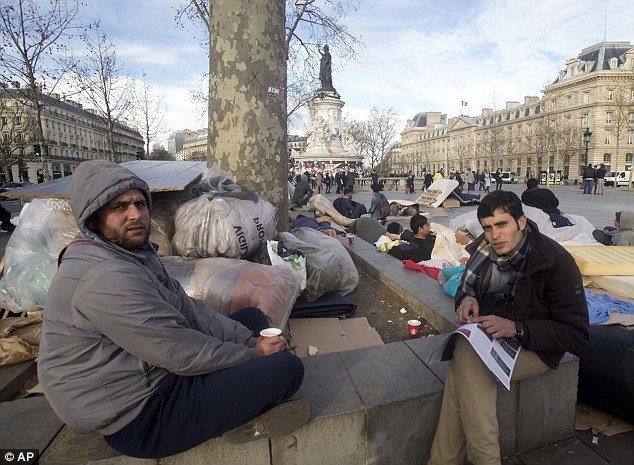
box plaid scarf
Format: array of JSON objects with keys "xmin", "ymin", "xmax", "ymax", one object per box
[{"xmin": 461, "ymin": 225, "xmax": 532, "ymax": 300}]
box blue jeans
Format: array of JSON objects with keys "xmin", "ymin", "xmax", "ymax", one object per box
[
  {"xmin": 583, "ymin": 179, "xmax": 594, "ymax": 194},
  {"xmin": 104, "ymin": 308, "xmax": 304, "ymax": 458}
]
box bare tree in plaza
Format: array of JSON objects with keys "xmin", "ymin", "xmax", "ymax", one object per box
[
  {"xmin": 0, "ymin": 0, "xmax": 85, "ymax": 181},
  {"xmin": 175, "ymin": 0, "xmax": 362, "ymax": 120},
  {"xmin": 148, "ymin": 143, "xmax": 174, "ymax": 161},
  {"xmin": 72, "ymin": 24, "xmax": 132, "ymax": 163},
  {"xmin": 0, "ymin": 92, "xmax": 38, "ymax": 180},
  {"xmin": 348, "ymin": 107, "xmax": 398, "ymax": 170},
  {"xmin": 133, "ymin": 70, "xmax": 166, "ymax": 159},
  {"xmin": 609, "ymin": 70, "xmax": 634, "ymax": 188}
]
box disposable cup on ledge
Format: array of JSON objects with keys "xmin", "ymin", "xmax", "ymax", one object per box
[
  {"xmin": 260, "ymin": 328, "xmax": 282, "ymax": 339},
  {"xmin": 346, "ymin": 233, "xmax": 356, "ymax": 246},
  {"xmin": 407, "ymin": 320, "xmax": 422, "ymax": 339}
]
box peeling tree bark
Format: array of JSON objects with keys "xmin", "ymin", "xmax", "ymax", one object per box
[{"xmin": 208, "ymin": 0, "xmax": 288, "ymax": 231}]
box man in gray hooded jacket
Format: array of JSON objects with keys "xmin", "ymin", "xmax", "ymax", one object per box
[{"xmin": 38, "ymin": 161, "xmax": 308, "ymax": 458}]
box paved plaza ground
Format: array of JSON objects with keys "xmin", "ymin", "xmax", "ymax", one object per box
[{"xmin": 317, "ymin": 180, "xmax": 633, "ymax": 232}]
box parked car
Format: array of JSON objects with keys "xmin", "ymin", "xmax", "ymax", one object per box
[
  {"xmin": 499, "ymin": 171, "xmax": 518, "ymax": 183},
  {"xmin": 0, "ymin": 181, "xmax": 34, "ymax": 199},
  {"xmin": 604, "ymin": 171, "xmax": 632, "ymax": 187}
]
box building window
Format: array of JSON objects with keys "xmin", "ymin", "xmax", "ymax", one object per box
[
  {"xmin": 628, "ymin": 132, "xmax": 634, "ymax": 145},
  {"xmin": 609, "ymin": 57, "xmax": 618, "ymax": 69},
  {"xmin": 607, "ymin": 89, "xmax": 613, "ymax": 101},
  {"xmin": 606, "ymin": 112, "xmax": 612, "ymax": 124},
  {"xmin": 566, "ymin": 116, "xmax": 571, "ymax": 127},
  {"xmin": 605, "ymin": 131, "xmax": 612, "ymax": 144},
  {"xmin": 567, "ymin": 95, "xmax": 573, "ymax": 107},
  {"xmin": 629, "ymin": 113, "xmax": 634, "ymax": 124},
  {"xmin": 626, "ymin": 153, "xmax": 633, "ymax": 170},
  {"xmin": 582, "ymin": 113, "xmax": 588, "ymax": 126},
  {"xmin": 583, "ymin": 92, "xmax": 589, "ymax": 104}
]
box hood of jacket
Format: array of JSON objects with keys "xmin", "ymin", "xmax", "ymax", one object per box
[
  {"xmin": 618, "ymin": 210, "xmax": 634, "ymax": 230},
  {"xmin": 70, "ymin": 161, "xmax": 152, "ymax": 237}
]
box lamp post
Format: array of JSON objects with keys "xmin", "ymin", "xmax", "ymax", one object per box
[{"xmin": 583, "ymin": 127, "xmax": 592, "ymax": 167}]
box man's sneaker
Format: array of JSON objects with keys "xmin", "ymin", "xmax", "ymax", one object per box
[{"xmin": 223, "ymin": 399, "xmax": 311, "ymax": 444}]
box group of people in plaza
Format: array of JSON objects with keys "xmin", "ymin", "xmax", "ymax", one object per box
[
  {"xmin": 36, "ymin": 158, "xmax": 634, "ymax": 464},
  {"xmin": 581, "ymin": 163, "xmax": 608, "ymax": 195}
]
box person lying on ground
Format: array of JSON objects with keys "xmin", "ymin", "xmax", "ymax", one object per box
[
  {"xmin": 428, "ymin": 190, "xmax": 588, "ymax": 465},
  {"xmin": 388, "ymin": 214, "xmax": 437, "ymax": 262},
  {"xmin": 333, "ymin": 188, "xmax": 368, "ymax": 219},
  {"xmin": 291, "ymin": 214, "xmax": 345, "ymax": 238},
  {"xmin": 291, "ymin": 174, "xmax": 313, "ymax": 207},
  {"xmin": 38, "ymin": 161, "xmax": 309, "ymax": 459},
  {"xmin": 592, "ymin": 211, "xmax": 634, "ymax": 246}
]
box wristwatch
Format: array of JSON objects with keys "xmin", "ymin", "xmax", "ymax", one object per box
[{"xmin": 515, "ymin": 321, "xmax": 524, "ymax": 339}]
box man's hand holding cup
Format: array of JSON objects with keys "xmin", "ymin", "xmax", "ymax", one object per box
[{"xmin": 256, "ymin": 328, "xmax": 286, "ymax": 356}]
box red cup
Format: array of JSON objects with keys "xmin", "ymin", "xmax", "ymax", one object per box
[
  {"xmin": 407, "ymin": 319, "xmax": 422, "ymax": 339},
  {"xmin": 346, "ymin": 234, "xmax": 356, "ymax": 246},
  {"xmin": 260, "ymin": 328, "xmax": 282, "ymax": 339}
]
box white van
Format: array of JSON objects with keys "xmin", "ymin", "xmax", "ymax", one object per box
[{"xmin": 604, "ymin": 171, "xmax": 632, "ymax": 187}]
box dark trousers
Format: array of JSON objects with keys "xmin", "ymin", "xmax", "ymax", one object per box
[{"xmin": 104, "ymin": 307, "xmax": 304, "ymax": 459}]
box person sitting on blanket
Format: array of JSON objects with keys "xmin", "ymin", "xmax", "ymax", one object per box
[
  {"xmin": 521, "ymin": 178, "xmax": 573, "ymax": 228},
  {"xmin": 592, "ymin": 211, "xmax": 634, "ymax": 246},
  {"xmin": 388, "ymin": 214, "xmax": 437, "ymax": 262},
  {"xmin": 427, "ymin": 190, "xmax": 588, "ymax": 465},
  {"xmin": 333, "ymin": 188, "xmax": 368, "ymax": 219}
]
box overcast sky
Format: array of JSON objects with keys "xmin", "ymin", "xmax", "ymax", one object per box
[{"xmin": 81, "ymin": 0, "xmax": 634, "ymax": 146}]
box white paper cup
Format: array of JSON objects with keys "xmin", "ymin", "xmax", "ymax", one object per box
[{"xmin": 260, "ymin": 328, "xmax": 282, "ymax": 338}]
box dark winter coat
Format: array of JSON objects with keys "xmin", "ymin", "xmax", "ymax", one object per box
[{"xmin": 455, "ymin": 220, "xmax": 589, "ymax": 369}]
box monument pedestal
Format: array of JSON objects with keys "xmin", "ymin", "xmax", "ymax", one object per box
[{"xmin": 297, "ymin": 91, "xmax": 363, "ymax": 168}]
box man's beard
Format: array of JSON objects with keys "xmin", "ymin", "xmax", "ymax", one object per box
[{"xmin": 99, "ymin": 223, "xmax": 150, "ymax": 250}]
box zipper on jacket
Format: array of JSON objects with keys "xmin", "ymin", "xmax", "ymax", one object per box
[{"xmin": 141, "ymin": 361, "xmax": 157, "ymax": 387}]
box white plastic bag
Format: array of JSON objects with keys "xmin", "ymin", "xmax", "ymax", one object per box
[
  {"xmin": 172, "ymin": 193, "xmax": 277, "ymax": 259},
  {"xmin": 267, "ymin": 240, "xmax": 307, "ymax": 290},
  {"xmin": 0, "ymin": 199, "xmax": 79, "ymax": 312}
]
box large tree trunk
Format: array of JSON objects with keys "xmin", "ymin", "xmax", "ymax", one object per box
[{"xmin": 208, "ymin": 0, "xmax": 288, "ymax": 231}]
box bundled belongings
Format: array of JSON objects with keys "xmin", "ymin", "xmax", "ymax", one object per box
[
  {"xmin": 149, "ymin": 189, "xmax": 195, "ymax": 256},
  {"xmin": 277, "ymin": 228, "xmax": 359, "ymax": 302},
  {"xmin": 308, "ymin": 194, "xmax": 355, "ymax": 227},
  {"xmin": 0, "ymin": 316, "xmax": 42, "ymax": 366},
  {"xmin": 0, "ymin": 199, "xmax": 79, "ymax": 313},
  {"xmin": 161, "ymin": 256, "xmax": 301, "ymax": 329},
  {"xmin": 172, "ymin": 192, "xmax": 277, "ymax": 259}
]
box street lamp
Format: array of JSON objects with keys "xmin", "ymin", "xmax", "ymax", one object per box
[{"xmin": 583, "ymin": 127, "xmax": 592, "ymax": 166}]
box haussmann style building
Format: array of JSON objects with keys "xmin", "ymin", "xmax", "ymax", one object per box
[
  {"xmin": 398, "ymin": 41, "xmax": 634, "ymax": 184},
  {"xmin": 0, "ymin": 86, "xmax": 144, "ymax": 183}
]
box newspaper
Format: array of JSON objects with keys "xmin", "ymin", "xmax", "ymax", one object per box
[{"xmin": 427, "ymin": 323, "xmax": 522, "ymax": 390}]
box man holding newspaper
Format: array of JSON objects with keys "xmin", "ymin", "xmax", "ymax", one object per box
[{"xmin": 429, "ymin": 191, "xmax": 589, "ymax": 465}]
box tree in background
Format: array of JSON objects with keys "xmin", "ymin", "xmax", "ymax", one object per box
[
  {"xmin": 0, "ymin": 0, "xmax": 86, "ymax": 181},
  {"xmin": 148, "ymin": 144, "xmax": 174, "ymax": 161},
  {"xmin": 175, "ymin": 0, "xmax": 362, "ymax": 122},
  {"xmin": 72, "ymin": 23, "xmax": 132, "ymax": 163},
  {"xmin": 348, "ymin": 108, "xmax": 399, "ymax": 170},
  {"xmin": 0, "ymin": 91, "xmax": 38, "ymax": 181},
  {"xmin": 133, "ymin": 70, "xmax": 166, "ymax": 159}
]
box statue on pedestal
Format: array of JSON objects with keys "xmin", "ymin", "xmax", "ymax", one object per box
[{"xmin": 319, "ymin": 45, "xmax": 335, "ymax": 92}]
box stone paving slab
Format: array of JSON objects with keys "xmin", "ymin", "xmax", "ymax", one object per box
[
  {"xmin": 518, "ymin": 437, "xmax": 609, "ymax": 465},
  {"xmin": 0, "ymin": 360, "xmax": 36, "ymax": 402},
  {"xmin": 0, "ymin": 396, "xmax": 63, "ymax": 453},
  {"xmin": 339, "ymin": 342, "xmax": 443, "ymax": 406},
  {"xmin": 577, "ymin": 430, "xmax": 634, "ymax": 465},
  {"xmin": 159, "ymin": 439, "xmax": 269, "ymax": 465}
]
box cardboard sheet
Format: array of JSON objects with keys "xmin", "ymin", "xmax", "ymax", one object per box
[
  {"xmin": 415, "ymin": 179, "xmax": 459, "ymax": 208},
  {"xmin": 441, "ymin": 199, "xmax": 460, "ymax": 208},
  {"xmin": 564, "ymin": 246, "xmax": 634, "ymax": 276},
  {"xmin": 431, "ymin": 208, "xmax": 448, "ymax": 217},
  {"xmin": 575, "ymin": 402, "xmax": 634, "ymax": 436},
  {"xmin": 288, "ymin": 317, "xmax": 383, "ymax": 357},
  {"xmin": 588, "ymin": 275, "xmax": 634, "ymax": 299}
]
